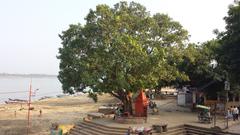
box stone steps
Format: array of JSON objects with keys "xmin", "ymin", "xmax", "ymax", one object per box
[
  {"xmin": 70, "ymin": 128, "xmax": 89, "ymax": 135},
  {"xmin": 184, "ymin": 125, "xmax": 234, "ymax": 135},
  {"xmin": 160, "ymin": 125, "xmax": 185, "ymax": 135},
  {"xmin": 77, "ymin": 122, "xmax": 124, "ymax": 135},
  {"xmin": 159, "ymin": 124, "xmax": 240, "ymax": 135},
  {"xmin": 69, "ymin": 121, "xmax": 240, "ymax": 135},
  {"xmin": 84, "ymin": 120, "xmax": 128, "ymax": 133},
  {"xmin": 69, "ymin": 121, "xmax": 129, "ymax": 135},
  {"xmin": 74, "ymin": 125, "xmax": 102, "ymax": 135},
  {"xmin": 184, "ymin": 127, "xmax": 220, "ymax": 135}
]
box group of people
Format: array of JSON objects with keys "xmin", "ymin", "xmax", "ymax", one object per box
[
  {"xmin": 146, "ymin": 90, "xmax": 154, "ymax": 100},
  {"xmin": 148, "ymin": 100, "xmax": 157, "ymax": 109},
  {"xmin": 126, "ymin": 126, "xmax": 152, "ymax": 135},
  {"xmin": 226, "ymin": 106, "xmax": 239, "ymax": 121},
  {"xmin": 14, "ymin": 109, "xmax": 42, "ymax": 117}
]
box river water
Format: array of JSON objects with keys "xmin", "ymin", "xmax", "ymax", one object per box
[{"xmin": 0, "ymin": 75, "xmax": 63, "ymax": 103}]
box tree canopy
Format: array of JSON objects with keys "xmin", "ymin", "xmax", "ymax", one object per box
[
  {"xmin": 57, "ymin": 1, "xmax": 189, "ymax": 112},
  {"xmin": 216, "ymin": 1, "xmax": 240, "ymax": 92},
  {"xmin": 57, "ymin": 1, "xmax": 240, "ymax": 111},
  {"xmin": 177, "ymin": 1, "xmax": 240, "ymax": 97}
]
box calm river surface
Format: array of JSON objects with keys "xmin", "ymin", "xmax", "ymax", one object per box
[{"xmin": 0, "ymin": 75, "xmax": 63, "ymax": 103}]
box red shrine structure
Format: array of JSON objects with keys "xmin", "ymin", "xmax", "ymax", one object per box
[{"xmin": 134, "ymin": 90, "xmax": 148, "ymax": 117}]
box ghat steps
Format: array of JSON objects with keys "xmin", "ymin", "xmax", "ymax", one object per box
[{"xmin": 69, "ymin": 121, "xmax": 240, "ymax": 135}]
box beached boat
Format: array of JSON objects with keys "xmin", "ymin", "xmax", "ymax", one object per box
[
  {"xmin": 5, "ymin": 101, "xmax": 27, "ymax": 104},
  {"xmin": 39, "ymin": 96, "xmax": 52, "ymax": 100},
  {"xmin": 56, "ymin": 94, "xmax": 68, "ymax": 98},
  {"xmin": 8, "ymin": 98, "xmax": 27, "ymax": 102},
  {"xmin": 5, "ymin": 98, "xmax": 28, "ymax": 104}
]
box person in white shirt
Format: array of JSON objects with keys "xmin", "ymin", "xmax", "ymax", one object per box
[
  {"xmin": 235, "ymin": 106, "xmax": 239, "ymax": 120},
  {"xmin": 233, "ymin": 106, "xmax": 238, "ymax": 121}
]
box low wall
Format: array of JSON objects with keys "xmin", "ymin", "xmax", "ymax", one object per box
[{"xmin": 204, "ymin": 100, "xmax": 240, "ymax": 114}]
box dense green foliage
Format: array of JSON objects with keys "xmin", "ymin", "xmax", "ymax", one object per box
[
  {"xmin": 179, "ymin": 1, "xmax": 240, "ymax": 96},
  {"xmin": 215, "ymin": 1, "xmax": 240, "ymax": 93},
  {"xmin": 179, "ymin": 41, "xmax": 220, "ymax": 85},
  {"xmin": 57, "ymin": 2, "xmax": 189, "ymax": 112},
  {"xmin": 58, "ymin": 1, "xmax": 240, "ymax": 111}
]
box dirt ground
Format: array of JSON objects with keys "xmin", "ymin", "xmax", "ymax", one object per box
[
  {"xmin": 0, "ymin": 94, "xmax": 118, "ymax": 135},
  {"xmin": 95, "ymin": 99, "xmax": 227, "ymax": 129},
  {"xmin": 0, "ymin": 95, "xmax": 239, "ymax": 135}
]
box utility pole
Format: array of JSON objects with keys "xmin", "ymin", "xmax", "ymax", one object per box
[
  {"xmin": 214, "ymin": 103, "xmax": 216, "ymax": 127},
  {"xmin": 27, "ymin": 80, "xmax": 32, "ymax": 135},
  {"xmin": 224, "ymin": 78, "xmax": 230, "ymax": 129},
  {"xmin": 226, "ymin": 90, "xmax": 229, "ymax": 129}
]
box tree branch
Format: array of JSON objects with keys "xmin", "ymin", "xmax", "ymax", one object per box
[{"xmin": 110, "ymin": 91, "xmax": 120, "ymax": 99}]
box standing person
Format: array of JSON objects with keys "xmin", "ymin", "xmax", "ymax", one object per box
[
  {"xmin": 238, "ymin": 106, "xmax": 240, "ymax": 119},
  {"xmin": 235, "ymin": 106, "xmax": 239, "ymax": 120},
  {"xmin": 226, "ymin": 108, "xmax": 231, "ymax": 119},
  {"xmin": 230, "ymin": 106, "xmax": 234, "ymax": 120},
  {"xmin": 39, "ymin": 109, "xmax": 42, "ymax": 117},
  {"xmin": 150, "ymin": 90, "xmax": 154, "ymax": 100},
  {"xmin": 230, "ymin": 106, "xmax": 233, "ymax": 113},
  {"xmin": 233, "ymin": 106, "xmax": 237, "ymax": 121}
]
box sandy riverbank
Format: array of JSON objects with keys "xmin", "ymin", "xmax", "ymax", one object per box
[{"xmin": 0, "ymin": 94, "xmax": 118, "ymax": 135}]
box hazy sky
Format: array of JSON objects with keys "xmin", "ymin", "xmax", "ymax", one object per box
[{"xmin": 0, "ymin": 0, "xmax": 234, "ymax": 75}]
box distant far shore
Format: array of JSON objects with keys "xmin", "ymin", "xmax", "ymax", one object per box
[{"xmin": 0, "ymin": 73, "xmax": 57, "ymax": 78}]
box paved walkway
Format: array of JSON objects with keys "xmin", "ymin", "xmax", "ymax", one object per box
[
  {"xmin": 93, "ymin": 99, "xmax": 240, "ymax": 133},
  {"xmin": 226, "ymin": 120, "xmax": 240, "ymax": 133}
]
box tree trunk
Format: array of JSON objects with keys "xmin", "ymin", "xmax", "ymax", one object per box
[
  {"xmin": 123, "ymin": 99, "xmax": 130, "ymax": 113},
  {"xmin": 110, "ymin": 90, "xmax": 133, "ymax": 115},
  {"xmin": 120, "ymin": 91, "xmax": 133, "ymax": 115},
  {"xmin": 154, "ymin": 88, "xmax": 161, "ymax": 99},
  {"xmin": 122, "ymin": 95, "xmax": 133, "ymax": 115}
]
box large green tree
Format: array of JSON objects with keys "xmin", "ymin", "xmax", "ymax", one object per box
[
  {"xmin": 217, "ymin": 1, "xmax": 240, "ymax": 91},
  {"xmin": 57, "ymin": 2, "xmax": 189, "ymax": 113},
  {"xmin": 177, "ymin": 40, "xmax": 226, "ymax": 99}
]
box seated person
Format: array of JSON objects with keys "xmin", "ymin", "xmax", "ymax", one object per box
[
  {"xmin": 149, "ymin": 101, "xmax": 154, "ymax": 109},
  {"xmin": 113, "ymin": 107, "xmax": 121, "ymax": 120},
  {"xmin": 203, "ymin": 110, "xmax": 211, "ymax": 118},
  {"xmin": 126, "ymin": 126, "xmax": 132, "ymax": 135}
]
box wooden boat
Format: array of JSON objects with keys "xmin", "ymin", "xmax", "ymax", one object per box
[
  {"xmin": 8, "ymin": 98, "xmax": 27, "ymax": 102},
  {"xmin": 5, "ymin": 98, "xmax": 28, "ymax": 104}
]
